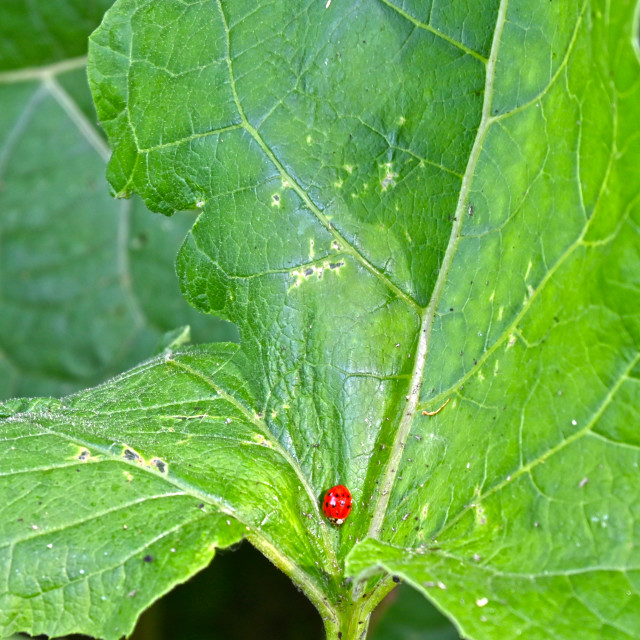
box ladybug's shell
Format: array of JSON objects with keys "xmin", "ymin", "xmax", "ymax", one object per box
[{"xmin": 322, "ymin": 485, "xmax": 352, "ymax": 525}]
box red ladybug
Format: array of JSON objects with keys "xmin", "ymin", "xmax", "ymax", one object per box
[{"xmin": 322, "ymin": 484, "xmax": 352, "ymax": 526}]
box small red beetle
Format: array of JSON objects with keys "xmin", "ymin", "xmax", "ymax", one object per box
[{"xmin": 322, "ymin": 484, "xmax": 352, "ymax": 526}]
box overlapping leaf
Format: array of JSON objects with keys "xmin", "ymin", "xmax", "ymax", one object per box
[
  {"xmin": 0, "ymin": 345, "xmax": 338, "ymax": 637},
  {"xmin": 0, "ymin": 0, "xmax": 234, "ymax": 399}
]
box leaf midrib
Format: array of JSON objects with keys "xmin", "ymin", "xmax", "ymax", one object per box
[
  {"xmin": 211, "ymin": 0, "xmax": 510, "ymax": 582},
  {"xmin": 365, "ymin": 0, "xmax": 510, "ymax": 542}
]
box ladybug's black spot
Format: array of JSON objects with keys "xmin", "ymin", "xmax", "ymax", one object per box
[{"xmin": 325, "ymin": 502, "xmax": 329, "ymax": 507}]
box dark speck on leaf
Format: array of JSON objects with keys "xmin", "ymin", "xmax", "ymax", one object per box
[
  {"xmin": 123, "ymin": 449, "xmax": 139, "ymax": 461},
  {"xmin": 197, "ymin": 503, "xmax": 205, "ymax": 509},
  {"xmin": 143, "ymin": 555, "xmax": 154, "ymax": 563},
  {"xmin": 392, "ymin": 576, "xmax": 400, "ymax": 583},
  {"xmin": 304, "ymin": 268, "xmax": 314, "ymax": 276}
]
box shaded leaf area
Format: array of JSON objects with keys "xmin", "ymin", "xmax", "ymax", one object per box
[
  {"xmin": 0, "ymin": 345, "xmax": 336, "ymax": 639},
  {"xmin": 0, "ymin": 63, "xmax": 235, "ymax": 400},
  {"xmin": 0, "ymin": 0, "xmax": 114, "ymax": 71},
  {"xmin": 369, "ymin": 584, "xmax": 461, "ymax": 640},
  {"xmin": 128, "ymin": 542, "xmax": 325, "ymax": 640}
]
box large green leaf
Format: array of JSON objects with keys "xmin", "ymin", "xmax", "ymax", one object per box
[
  {"xmin": 2, "ymin": 0, "xmax": 640, "ymax": 639},
  {"xmin": 0, "ymin": 346, "xmax": 325, "ymax": 637}
]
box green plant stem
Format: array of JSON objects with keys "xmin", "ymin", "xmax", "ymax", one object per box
[
  {"xmin": 323, "ymin": 601, "xmax": 371, "ymax": 640},
  {"xmin": 323, "ymin": 578, "xmax": 397, "ymax": 640}
]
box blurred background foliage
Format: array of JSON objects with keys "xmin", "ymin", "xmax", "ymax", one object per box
[{"xmin": 0, "ymin": 1, "xmax": 459, "ymax": 638}]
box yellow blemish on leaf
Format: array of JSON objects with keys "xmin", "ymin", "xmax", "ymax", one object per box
[
  {"xmin": 288, "ymin": 259, "xmax": 346, "ymax": 290},
  {"xmin": 73, "ymin": 446, "xmax": 92, "ymax": 462},
  {"xmin": 252, "ymin": 434, "xmax": 273, "ymax": 447},
  {"xmin": 474, "ymin": 503, "xmax": 487, "ymax": 526},
  {"xmin": 380, "ymin": 162, "xmax": 398, "ymax": 191},
  {"xmin": 149, "ymin": 458, "xmax": 168, "ymax": 474}
]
